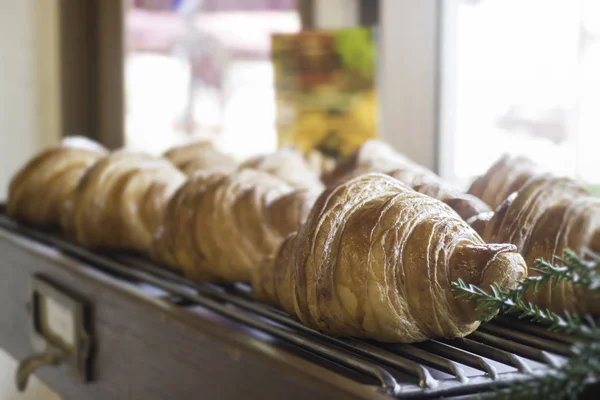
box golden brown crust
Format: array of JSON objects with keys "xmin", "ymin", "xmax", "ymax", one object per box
[
  {"xmin": 7, "ymin": 137, "xmax": 107, "ymax": 228},
  {"xmin": 150, "ymin": 170, "xmax": 227, "ymax": 279},
  {"xmin": 387, "ymin": 168, "xmax": 491, "ymax": 221},
  {"xmin": 480, "ymin": 176, "xmax": 600, "ymax": 314},
  {"xmin": 154, "ymin": 169, "xmax": 317, "ymax": 284},
  {"xmin": 466, "ymin": 211, "xmax": 494, "ymax": 237},
  {"xmin": 442, "ymin": 195, "xmax": 491, "ymax": 221},
  {"xmin": 71, "ymin": 151, "xmax": 186, "ymax": 253},
  {"xmin": 468, "ymin": 155, "xmax": 540, "ymax": 209},
  {"xmin": 239, "ymin": 148, "xmax": 324, "ymax": 193},
  {"xmin": 266, "ymin": 189, "xmax": 318, "ymax": 237},
  {"xmin": 324, "ymin": 140, "xmax": 414, "ymax": 186},
  {"xmin": 323, "ymin": 140, "xmax": 491, "ymax": 221},
  {"xmin": 468, "ymin": 156, "xmax": 600, "ymax": 314},
  {"xmin": 254, "ymin": 173, "xmax": 526, "ymax": 342},
  {"xmin": 163, "ymin": 140, "xmax": 236, "ymax": 175}
]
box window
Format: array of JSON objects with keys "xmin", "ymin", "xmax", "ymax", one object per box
[
  {"xmin": 448, "ymin": 0, "xmax": 600, "ymax": 187},
  {"xmin": 124, "ymin": 0, "xmax": 300, "ymax": 159}
]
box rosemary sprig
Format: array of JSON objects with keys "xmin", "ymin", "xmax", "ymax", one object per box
[
  {"xmin": 452, "ymin": 249, "xmax": 600, "ymax": 337},
  {"xmin": 451, "ymin": 249, "xmax": 600, "ymax": 399},
  {"xmin": 452, "ymin": 279, "xmax": 594, "ymax": 337}
]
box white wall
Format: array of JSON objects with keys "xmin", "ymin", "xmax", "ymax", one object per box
[
  {"xmin": 0, "ymin": 0, "xmax": 39, "ymax": 200},
  {"xmin": 0, "ymin": 0, "xmax": 60, "ymax": 200},
  {"xmin": 379, "ymin": 0, "xmax": 439, "ymax": 171},
  {"xmin": 0, "ymin": 1, "xmax": 61, "ymax": 399}
]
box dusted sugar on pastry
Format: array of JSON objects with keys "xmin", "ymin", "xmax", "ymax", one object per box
[
  {"xmin": 480, "ymin": 175, "xmax": 600, "ymax": 315},
  {"xmin": 254, "ymin": 173, "xmax": 527, "ymax": 343},
  {"xmin": 71, "ymin": 151, "xmax": 186, "ymax": 253},
  {"xmin": 164, "ymin": 139, "xmax": 237, "ymax": 176},
  {"xmin": 7, "ymin": 136, "xmax": 107, "ymax": 228}
]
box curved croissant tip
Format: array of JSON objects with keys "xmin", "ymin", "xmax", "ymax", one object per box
[
  {"xmin": 479, "ymin": 249, "xmax": 527, "ymax": 294},
  {"xmin": 450, "ymin": 244, "xmax": 526, "ymax": 323},
  {"xmin": 451, "ymin": 243, "xmax": 523, "ymax": 288}
]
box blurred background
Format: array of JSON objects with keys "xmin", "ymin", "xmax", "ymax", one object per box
[
  {"xmin": 1, "ymin": 1, "xmax": 599, "ymax": 396},
  {"xmin": 3, "ymin": 0, "xmax": 600, "ymax": 196}
]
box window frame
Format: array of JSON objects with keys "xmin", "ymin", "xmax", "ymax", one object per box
[
  {"xmin": 48, "ymin": 0, "xmax": 125, "ymax": 149},
  {"xmin": 53, "ymin": 0, "xmax": 448, "ymax": 167},
  {"xmin": 378, "ymin": 0, "xmax": 444, "ymax": 173}
]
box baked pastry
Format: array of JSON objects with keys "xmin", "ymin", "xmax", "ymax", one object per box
[
  {"xmin": 239, "ymin": 148, "xmax": 324, "ymax": 192},
  {"xmin": 7, "ymin": 136, "xmax": 107, "ymax": 228},
  {"xmin": 468, "ymin": 154, "xmax": 540, "ymax": 209},
  {"xmin": 304, "ymin": 149, "xmax": 336, "ymax": 179},
  {"xmin": 253, "ymin": 173, "xmax": 527, "ymax": 342},
  {"xmin": 164, "ymin": 140, "xmax": 236, "ymax": 176},
  {"xmin": 323, "ymin": 140, "xmax": 490, "ymax": 220},
  {"xmin": 387, "ymin": 168, "xmax": 491, "ymax": 221},
  {"xmin": 71, "ymin": 151, "xmax": 186, "ymax": 253},
  {"xmin": 150, "ymin": 170, "xmax": 227, "ymax": 279},
  {"xmin": 154, "ymin": 168, "xmax": 317, "ymax": 283},
  {"xmin": 324, "ymin": 139, "xmax": 413, "ymax": 185},
  {"xmin": 479, "ymin": 175, "xmax": 600, "ymax": 314}
]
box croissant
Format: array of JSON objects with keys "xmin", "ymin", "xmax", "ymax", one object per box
[
  {"xmin": 387, "ymin": 168, "xmax": 491, "ymax": 221},
  {"xmin": 324, "ymin": 139, "xmax": 413, "ymax": 185},
  {"xmin": 7, "ymin": 137, "xmax": 107, "ymax": 228},
  {"xmin": 151, "ymin": 170, "xmax": 228, "ymax": 279},
  {"xmin": 468, "ymin": 154, "xmax": 540, "ymax": 209},
  {"xmin": 322, "ymin": 140, "xmax": 491, "ymax": 220},
  {"xmin": 154, "ymin": 168, "xmax": 317, "ymax": 283},
  {"xmin": 253, "ymin": 173, "xmax": 527, "ymax": 342},
  {"xmin": 304, "ymin": 149, "xmax": 337, "ymax": 180},
  {"xmin": 163, "ymin": 140, "xmax": 236, "ymax": 175},
  {"xmin": 479, "ymin": 175, "xmax": 600, "ymax": 314},
  {"xmin": 239, "ymin": 148, "xmax": 324, "ymax": 192},
  {"xmin": 71, "ymin": 151, "xmax": 186, "ymax": 253}
]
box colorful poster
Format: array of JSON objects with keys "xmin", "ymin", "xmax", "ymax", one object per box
[{"xmin": 271, "ymin": 28, "xmax": 378, "ymax": 158}]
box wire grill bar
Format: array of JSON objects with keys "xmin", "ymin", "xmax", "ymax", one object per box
[
  {"xmin": 417, "ymin": 341, "xmax": 499, "ymax": 379},
  {"xmin": 440, "ymin": 337, "xmax": 533, "ymax": 374},
  {"xmin": 477, "ymin": 324, "xmax": 575, "ymax": 357},
  {"xmin": 493, "ymin": 317, "xmax": 577, "ymax": 345},
  {"xmin": 0, "ymin": 214, "xmax": 581, "ymax": 399},
  {"xmin": 469, "ymin": 331, "xmax": 562, "ymax": 368},
  {"xmin": 115, "ymin": 256, "xmax": 441, "ymax": 390},
  {"xmin": 384, "ymin": 344, "xmax": 468, "ymax": 383}
]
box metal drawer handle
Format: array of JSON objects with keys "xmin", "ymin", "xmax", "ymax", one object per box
[{"xmin": 16, "ymin": 346, "xmax": 64, "ymax": 392}]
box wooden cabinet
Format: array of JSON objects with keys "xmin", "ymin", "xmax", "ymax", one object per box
[{"xmin": 0, "ymin": 229, "xmax": 376, "ymax": 400}]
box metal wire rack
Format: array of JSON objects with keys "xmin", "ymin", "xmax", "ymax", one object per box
[{"xmin": 0, "ymin": 213, "xmax": 577, "ymax": 399}]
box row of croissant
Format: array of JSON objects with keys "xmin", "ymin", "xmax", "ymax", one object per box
[{"xmin": 7, "ymin": 137, "xmax": 599, "ymax": 343}]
